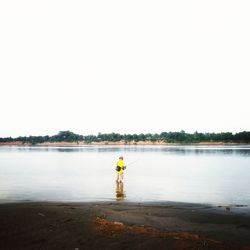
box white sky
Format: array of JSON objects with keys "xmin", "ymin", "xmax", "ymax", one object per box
[{"xmin": 0, "ymin": 1, "xmax": 249, "ymax": 137}]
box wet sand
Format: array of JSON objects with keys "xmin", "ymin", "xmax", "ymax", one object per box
[{"xmin": 1, "ymin": 202, "xmax": 250, "ymax": 249}]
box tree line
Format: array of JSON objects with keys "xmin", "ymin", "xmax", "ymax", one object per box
[{"xmin": 0, "ymin": 130, "xmax": 250, "ymax": 144}]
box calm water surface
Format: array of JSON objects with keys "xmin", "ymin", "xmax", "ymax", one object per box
[{"xmin": 0, "ymin": 145, "xmax": 250, "ymax": 205}]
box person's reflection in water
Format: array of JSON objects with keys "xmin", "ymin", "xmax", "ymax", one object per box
[{"xmin": 116, "ymin": 181, "xmax": 125, "ymax": 201}]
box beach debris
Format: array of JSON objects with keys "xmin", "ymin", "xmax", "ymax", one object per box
[
  {"xmin": 217, "ymin": 205, "xmax": 232, "ymax": 211},
  {"xmin": 218, "ymin": 204, "xmax": 247, "ymax": 211},
  {"xmin": 95, "ymin": 217, "xmax": 125, "ymax": 235},
  {"xmin": 95, "ymin": 217, "xmax": 222, "ymax": 246},
  {"xmin": 62, "ymin": 218, "xmax": 73, "ymax": 223},
  {"xmin": 38, "ymin": 212, "xmax": 45, "ymax": 217},
  {"xmin": 113, "ymin": 221, "xmax": 123, "ymax": 226},
  {"xmin": 235, "ymin": 204, "xmax": 247, "ymax": 207}
]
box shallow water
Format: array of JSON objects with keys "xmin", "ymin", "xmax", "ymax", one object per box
[{"xmin": 0, "ymin": 145, "xmax": 250, "ymax": 205}]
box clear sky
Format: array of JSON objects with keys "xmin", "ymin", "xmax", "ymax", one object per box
[{"xmin": 0, "ymin": 1, "xmax": 249, "ymax": 137}]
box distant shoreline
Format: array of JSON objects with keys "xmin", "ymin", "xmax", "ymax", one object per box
[
  {"xmin": 1, "ymin": 131, "xmax": 249, "ymax": 146},
  {"xmin": 0, "ymin": 140, "xmax": 249, "ymax": 146}
]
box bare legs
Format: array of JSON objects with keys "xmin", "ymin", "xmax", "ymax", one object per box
[
  {"xmin": 116, "ymin": 181, "xmax": 124, "ymax": 201},
  {"xmin": 116, "ymin": 173, "xmax": 123, "ymax": 183}
]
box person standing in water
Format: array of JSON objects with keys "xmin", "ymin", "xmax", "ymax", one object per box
[
  {"xmin": 116, "ymin": 156, "xmax": 126, "ymax": 183},
  {"xmin": 116, "ymin": 181, "xmax": 125, "ymax": 201}
]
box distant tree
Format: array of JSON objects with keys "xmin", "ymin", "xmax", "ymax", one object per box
[{"xmin": 1, "ymin": 130, "xmax": 250, "ymax": 144}]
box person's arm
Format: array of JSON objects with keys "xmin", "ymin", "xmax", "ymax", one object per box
[{"xmin": 122, "ymin": 161, "xmax": 126, "ymax": 170}]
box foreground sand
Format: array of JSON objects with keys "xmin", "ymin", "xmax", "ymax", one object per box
[{"xmin": 0, "ymin": 202, "xmax": 250, "ymax": 250}]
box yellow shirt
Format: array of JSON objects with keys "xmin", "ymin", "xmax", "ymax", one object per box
[
  {"xmin": 117, "ymin": 159, "xmax": 124, "ymax": 167},
  {"xmin": 116, "ymin": 159, "xmax": 124, "ymax": 173}
]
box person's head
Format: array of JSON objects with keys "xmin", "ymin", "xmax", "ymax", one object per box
[{"xmin": 119, "ymin": 156, "xmax": 123, "ymax": 160}]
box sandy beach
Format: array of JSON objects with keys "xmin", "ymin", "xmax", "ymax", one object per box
[{"xmin": 1, "ymin": 202, "xmax": 250, "ymax": 250}]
